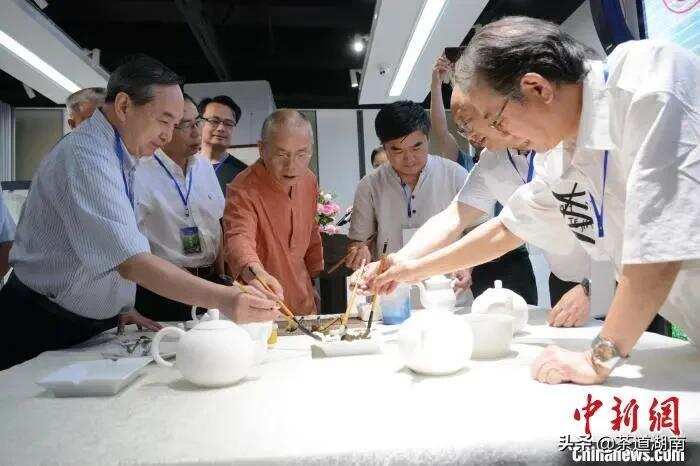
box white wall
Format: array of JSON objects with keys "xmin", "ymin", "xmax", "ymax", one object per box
[
  {"xmin": 560, "ymin": 1, "xmax": 606, "ymax": 57},
  {"xmin": 361, "ymin": 109, "xmax": 380, "ymax": 176},
  {"xmin": 315, "ymin": 110, "xmax": 361, "ymax": 234}
]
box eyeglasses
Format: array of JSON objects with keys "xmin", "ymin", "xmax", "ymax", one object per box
[
  {"xmin": 488, "ymin": 98, "xmax": 509, "ymax": 133},
  {"xmin": 201, "ymin": 116, "xmax": 236, "ymax": 128},
  {"xmin": 174, "ymin": 117, "xmax": 205, "ymax": 131}
]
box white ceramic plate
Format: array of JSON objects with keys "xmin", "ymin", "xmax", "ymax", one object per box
[{"xmin": 37, "ymin": 358, "xmax": 151, "ymax": 397}]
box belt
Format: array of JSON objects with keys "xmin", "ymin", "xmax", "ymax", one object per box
[{"xmin": 186, "ymin": 264, "xmax": 216, "ymax": 279}]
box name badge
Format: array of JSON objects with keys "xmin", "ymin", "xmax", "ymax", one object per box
[{"xmin": 180, "ymin": 226, "xmax": 202, "ymax": 255}]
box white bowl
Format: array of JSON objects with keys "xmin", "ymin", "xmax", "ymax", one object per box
[{"xmin": 462, "ymin": 313, "xmax": 514, "ymax": 359}]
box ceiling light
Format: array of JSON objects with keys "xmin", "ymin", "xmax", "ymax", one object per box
[
  {"xmin": 352, "ymin": 35, "xmax": 365, "ymax": 54},
  {"xmin": 349, "ymin": 69, "xmax": 361, "ymax": 88},
  {"xmin": 389, "ymin": 0, "xmax": 447, "ymax": 97},
  {"xmin": 0, "ymin": 28, "xmax": 80, "ymax": 93}
]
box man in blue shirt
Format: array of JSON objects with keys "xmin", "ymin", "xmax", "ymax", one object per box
[{"xmin": 1, "ymin": 56, "xmax": 278, "ymax": 370}]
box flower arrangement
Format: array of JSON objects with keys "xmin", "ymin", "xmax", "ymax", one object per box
[{"xmin": 316, "ymin": 190, "xmax": 342, "ymax": 235}]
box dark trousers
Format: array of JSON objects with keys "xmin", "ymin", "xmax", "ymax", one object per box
[
  {"xmin": 548, "ymin": 273, "xmax": 579, "ymax": 307},
  {"xmin": 470, "ymin": 246, "xmax": 538, "ymax": 305},
  {"xmin": 135, "ymin": 270, "xmax": 219, "ymax": 322},
  {"xmin": 0, "ymin": 273, "xmax": 118, "ymax": 371}
]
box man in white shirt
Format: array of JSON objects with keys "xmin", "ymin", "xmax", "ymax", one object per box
[
  {"xmin": 347, "ymin": 100, "xmax": 537, "ymax": 303},
  {"xmin": 371, "ymin": 17, "xmax": 700, "ymax": 385},
  {"xmin": 134, "ymin": 94, "xmax": 226, "ymax": 321}
]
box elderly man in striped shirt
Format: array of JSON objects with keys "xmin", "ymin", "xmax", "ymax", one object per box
[{"xmin": 1, "ymin": 55, "xmax": 278, "ymax": 370}]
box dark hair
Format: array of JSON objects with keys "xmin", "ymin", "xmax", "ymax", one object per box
[
  {"xmin": 105, "ymin": 54, "xmax": 183, "ymax": 105},
  {"xmin": 370, "ymin": 147, "xmax": 385, "ymax": 166},
  {"xmin": 455, "ymin": 16, "xmax": 597, "ymax": 100},
  {"xmin": 183, "ymin": 93, "xmax": 198, "ymax": 108},
  {"xmin": 198, "ymin": 95, "xmax": 242, "ymax": 123},
  {"xmin": 374, "ymin": 100, "xmax": 431, "ymax": 143}
]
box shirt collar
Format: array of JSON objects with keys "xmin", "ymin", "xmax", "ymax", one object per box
[{"xmin": 575, "ymin": 60, "xmax": 614, "ymax": 152}]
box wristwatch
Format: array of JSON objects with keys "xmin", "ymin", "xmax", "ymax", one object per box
[
  {"xmin": 580, "ymin": 278, "xmax": 591, "ymax": 297},
  {"xmin": 591, "ymin": 334, "xmax": 627, "ymax": 373}
]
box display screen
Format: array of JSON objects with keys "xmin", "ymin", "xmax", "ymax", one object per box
[{"xmin": 642, "ymin": 0, "xmax": 699, "ymax": 54}]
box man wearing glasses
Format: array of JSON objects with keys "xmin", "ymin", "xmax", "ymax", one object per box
[
  {"xmin": 198, "ymin": 95, "xmax": 248, "ymax": 193},
  {"xmin": 133, "ymin": 94, "xmax": 227, "ymax": 321},
  {"xmin": 224, "ymin": 109, "xmax": 324, "ymax": 315}
]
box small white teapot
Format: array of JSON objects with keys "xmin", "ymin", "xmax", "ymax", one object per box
[
  {"xmin": 471, "ymin": 280, "xmax": 529, "ymax": 333},
  {"xmin": 151, "ymin": 309, "xmax": 254, "ymax": 388},
  {"xmin": 398, "ymin": 310, "xmax": 473, "ymax": 375},
  {"xmin": 415, "ymin": 275, "xmax": 457, "ymax": 311}
]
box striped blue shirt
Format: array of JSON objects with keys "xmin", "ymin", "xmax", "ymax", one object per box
[
  {"xmin": 10, "ymin": 110, "xmax": 150, "ymax": 319},
  {"xmin": 0, "ymin": 187, "xmax": 15, "ymax": 243}
]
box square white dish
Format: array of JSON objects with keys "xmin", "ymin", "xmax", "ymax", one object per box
[{"xmin": 37, "ymin": 357, "xmax": 151, "ymax": 397}]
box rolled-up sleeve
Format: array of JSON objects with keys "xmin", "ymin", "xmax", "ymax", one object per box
[
  {"xmin": 621, "ymin": 93, "xmax": 700, "ymax": 264},
  {"xmin": 347, "ymin": 179, "xmax": 375, "ymax": 242},
  {"xmin": 56, "ymin": 137, "xmax": 149, "ymax": 273},
  {"xmin": 223, "ymin": 185, "xmax": 262, "ymax": 276}
]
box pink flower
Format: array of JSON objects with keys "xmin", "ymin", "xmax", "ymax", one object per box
[
  {"xmin": 327, "ymin": 202, "xmax": 341, "ymax": 215},
  {"xmin": 321, "ymin": 203, "xmax": 336, "ymax": 216},
  {"xmin": 320, "ymin": 225, "xmax": 340, "ymax": 235},
  {"xmin": 317, "ymin": 203, "xmax": 325, "ymax": 214}
]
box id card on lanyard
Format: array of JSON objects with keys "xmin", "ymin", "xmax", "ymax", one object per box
[{"xmin": 154, "ymin": 155, "xmax": 203, "ymax": 255}]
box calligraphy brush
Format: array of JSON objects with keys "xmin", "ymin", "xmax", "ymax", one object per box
[{"xmin": 364, "ymin": 241, "xmax": 388, "ymax": 337}]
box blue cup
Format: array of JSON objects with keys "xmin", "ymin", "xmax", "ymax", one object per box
[{"xmin": 381, "ymin": 284, "xmax": 411, "ymax": 325}]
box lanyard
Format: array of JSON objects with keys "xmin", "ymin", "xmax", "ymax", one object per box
[
  {"xmin": 400, "ymin": 182, "xmax": 413, "ymax": 219},
  {"xmin": 589, "ymin": 65, "xmax": 610, "ymax": 238},
  {"xmin": 154, "ymin": 155, "xmax": 194, "ymax": 217},
  {"xmin": 506, "ymin": 149, "xmax": 536, "ymax": 184},
  {"xmin": 113, "ymin": 131, "xmax": 134, "ymax": 209}
]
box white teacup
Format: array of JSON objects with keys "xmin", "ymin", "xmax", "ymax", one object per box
[
  {"xmin": 239, "ymin": 321, "xmax": 274, "ymax": 364},
  {"xmin": 462, "ymin": 313, "xmax": 514, "ymax": 359}
]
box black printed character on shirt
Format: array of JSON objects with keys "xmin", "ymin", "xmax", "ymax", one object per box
[{"xmin": 552, "ymin": 182, "xmax": 596, "ymax": 245}]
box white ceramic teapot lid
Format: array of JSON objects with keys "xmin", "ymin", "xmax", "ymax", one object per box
[
  {"xmin": 424, "ymin": 274, "xmax": 452, "ymax": 290},
  {"xmin": 191, "ymin": 309, "xmax": 236, "ymax": 331}
]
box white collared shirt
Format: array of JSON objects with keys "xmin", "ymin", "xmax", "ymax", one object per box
[
  {"xmin": 458, "ymin": 149, "xmax": 590, "ymax": 283},
  {"xmin": 499, "ymin": 40, "xmax": 700, "ymax": 343},
  {"xmin": 134, "ymin": 151, "xmax": 225, "ymax": 268},
  {"xmin": 349, "ymin": 155, "xmax": 470, "ymax": 254}
]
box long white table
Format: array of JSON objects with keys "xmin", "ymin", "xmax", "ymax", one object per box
[{"xmin": 1, "ymin": 309, "xmax": 699, "ymax": 465}]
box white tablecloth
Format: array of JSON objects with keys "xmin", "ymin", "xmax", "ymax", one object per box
[{"xmin": 1, "ymin": 309, "xmax": 699, "ymax": 465}]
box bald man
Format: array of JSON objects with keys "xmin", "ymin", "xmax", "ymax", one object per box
[{"xmin": 223, "ymin": 109, "xmax": 324, "ymax": 315}]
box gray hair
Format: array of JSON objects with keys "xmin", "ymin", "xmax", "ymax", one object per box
[
  {"xmin": 260, "ymin": 109, "xmax": 313, "ymax": 142},
  {"xmin": 454, "ymin": 16, "xmax": 597, "ymax": 100},
  {"xmin": 66, "ymin": 87, "xmax": 105, "ymax": 114}
]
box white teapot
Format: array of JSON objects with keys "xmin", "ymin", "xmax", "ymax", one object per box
[
  {"xmin": 471, "ymin": 280, "xmax": 529, "ymax": 333},
  {"xmin": 415, "ymin": 275, "xmax": 457, "ymax": 311},
  {"xmin": 151, "ymin": 309, "xmax": 254, "ymax": 388},
  {"xmin": 398, "ymin": 310, "xmax": 473, "ymax": 375}
]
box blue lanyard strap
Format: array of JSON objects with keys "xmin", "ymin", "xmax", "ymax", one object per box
[
  {"xmin": 113, "ymin": 131, "xmax": 134, "ymax": 208},
  {"xmin": 213, "ymin": 153, "xmax": 229, "ymax": 173},
  {"xmin": 154, "ymin": 154, "xmax": 194, "ymax": 214},
  {"xmin": 506, "ymin": 149, "xmax": 536, "ymax": 184},
  {"xmin": 589, "ymin": 150, "xmax": 608, "ymax": 238}
]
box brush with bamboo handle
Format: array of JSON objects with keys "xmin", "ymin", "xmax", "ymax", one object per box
[
  {"xmin": 342, "ymin": 259, "xmax": 366, "ymax": 326},
  {"xmin": 364, "ymin": 241, "xmax": 388, "ymax": 337}
]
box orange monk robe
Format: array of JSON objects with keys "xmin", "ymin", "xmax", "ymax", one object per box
[{"xmin": 223, "ymin": 160, "xmax": 324, "ymax": 315}]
